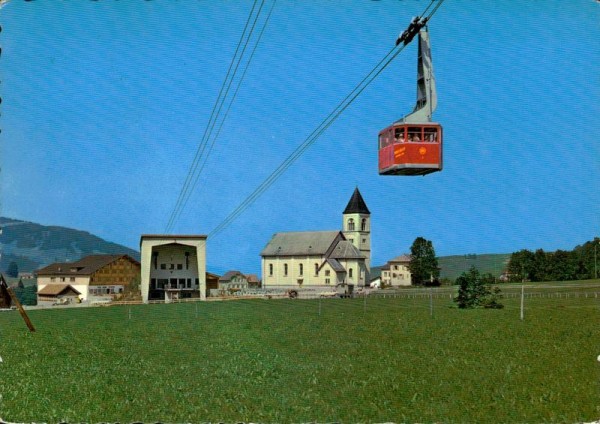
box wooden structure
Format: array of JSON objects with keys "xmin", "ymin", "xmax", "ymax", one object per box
[{"xmin": 0, "ymin": 274, "xmax": 36, "ymax": 332}]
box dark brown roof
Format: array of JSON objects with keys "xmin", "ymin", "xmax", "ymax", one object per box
[
  {"xmin": 38, "ymin": 284, "xmax": 81, "ymax": 296},
  {"xmin": 343, "ymin": 187, "xmax": 370, "ymax": 215},
  {"xmin": 246, "ymin": 274, "xmax": 260, "ymax": 283},
  {"xmin": 36, "ymin": 254, "xmax": 140, "ymax": 276},
  {"xmin": 219, "ymin": 271, "xmax": 245, "ymax": 282}
]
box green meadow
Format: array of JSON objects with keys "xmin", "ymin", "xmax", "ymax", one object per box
[{"xmin": 0, "ymin": 292, "xmax": 598, "ymax": 423}]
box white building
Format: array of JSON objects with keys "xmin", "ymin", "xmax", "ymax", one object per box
[
  {"xmin": 381, "ymin": 254, "xmax": 412, "ymax": 287},
  {"xmin": 140, "ymin": 235, "xmax": 207, "ymax": 302},
  {"xmin": 260, "ymin": 188, "xmax": 371, "ymax": 289}
]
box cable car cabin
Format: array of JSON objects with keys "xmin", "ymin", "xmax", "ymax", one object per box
[{"xmin": 378, "ymin": 123, "xmax": 442, "ymax": 176}]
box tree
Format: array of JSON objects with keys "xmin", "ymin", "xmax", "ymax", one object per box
[
  {"xmin": 507, "ymin": 249, "xmax": 535, "ymax": 282},
  {"xmin": 408, "ymin": 237, "xmax": 439, "ymax": 286},
  {"xmin": 455, "ymin": 266, "xmax": 503, "ymax": 309},
  {"xmin": 6, "ymin": 261, "xmax": 19, "ymax": 278}
]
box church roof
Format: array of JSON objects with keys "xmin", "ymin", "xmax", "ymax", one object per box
[
  {"xmin": 343, "ymin": 187, "xmax": 370, "ymax": 215},
  {"xmin": 329, "ymin": 240, "xmax": 365, "ymax": 260},
  {"xmin": 260, "ymin": 231, "xmax": 341, "ymax": 256},
  {"xmin": 326, "ymin": 258, "xmax": 347, "ymax": 273}
]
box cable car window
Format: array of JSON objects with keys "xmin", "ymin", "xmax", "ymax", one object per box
[
  {"xmin": 408, "ymin": 127, "xmax": 421, "ymax": 142},
  {"xmin": 424, "ymin": 127, "xmax": 438, "ymax": 142},
  {"xmin": 394, "ymin": 127, "xmax": 405, "ymax": 143}
]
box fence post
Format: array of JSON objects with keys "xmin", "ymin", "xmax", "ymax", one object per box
[
  {"xmin": 429, "ymin": 289, "xmax": 433, "ymax": 317},
  {"xmin": 520, "ymin": 285, "xmax": 525, "ymax": 321}
]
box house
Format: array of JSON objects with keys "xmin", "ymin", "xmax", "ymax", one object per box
[
  {"xmin": 381, "ymin": 254, "xmax": 412, "ymax": 287},
  {"xmin": 206, "ymin": 272, "xmax": 220, "ymax": 292},
  {"xmin": 218, "ymin": 271, "xmax": 249, "ymax": 291},
  {"xmin": 37, "ymin": 284, "xmax": 81, "ymax": 306},
  {"xmin": 36, "ymin": 254, "xmax": 141, "ymax": 302},
  {"xmin": 140, "ymin": 234, "xmax": 207, "ymax": 302},
  {"xmin": 260, "ymin": 188, "xmax": 371, "ymax": 290},
  {"xmin": 246, "ymin": 274, "xmax": 261, "ymax": 288}
]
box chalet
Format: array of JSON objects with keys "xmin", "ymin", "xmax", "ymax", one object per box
[
  {"xmin": 218, "ymin": 271, "xmax": 249, "ymax": 291},
  {"xmin": 37, "ymin": 284, "xmax": 81, "ymax": 306},
  {"xmin": 36, "ymin": 254, "xmax": 140, "ymax": 302}
]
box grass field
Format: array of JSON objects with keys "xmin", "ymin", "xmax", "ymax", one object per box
[{"xmin": 0, "ymin": 287, "xmax": 599, "ymax": 422}]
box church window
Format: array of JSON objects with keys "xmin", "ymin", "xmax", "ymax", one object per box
[
  {"xmin": 361, "ymin": 218, "xmax": 367, "ymax": 231},
  {"xmin": 299, "ymin": 263, "xmax": 303, "ymax": 276},
  {"xmin": 269, "ymin": 264, "xmax": 273, "ymax": 276},
  {"xmin": 347, "ymin": 218, "xmax": 355, "ymax": 231},
  {"xmin": 284, "ymin": 264, "xmax": 288, "ymax": 276}
]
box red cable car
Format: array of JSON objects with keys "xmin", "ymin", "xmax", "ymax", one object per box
[{"xmin": 379, "ymin": 26, "xmax": 442, "ymax": 176}]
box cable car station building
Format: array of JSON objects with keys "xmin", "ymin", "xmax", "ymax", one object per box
[
  {"xmin": 260, "ymin": 188, "xmax": 371, "ymax": 290},
  {"xmin": 140, "ymin": 235, "xmax": 207, "ymax": 302}
]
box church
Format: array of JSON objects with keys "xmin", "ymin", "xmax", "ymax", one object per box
[{"xmin": 260, "ymin": 188, "xmax": 371, "ymax": 290}]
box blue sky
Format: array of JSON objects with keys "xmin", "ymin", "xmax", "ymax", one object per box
[{"xmin": 1, "ymin": 0, "xmax": 599, "ymax": 276}]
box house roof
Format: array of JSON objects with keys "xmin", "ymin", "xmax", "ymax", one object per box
[
  {"xmin": 389, "ymin": 254, "xmax": 412, "ymax": 263},
  {"xmin": 260, "ymin": 231, "xmax": 342, "ymax": 257},
  {"xmin": 219, "ymin": 270, "xmax": 245, "ymax": 282},
  {"xmin": 343, "ymin": 187, "xmax": 370, "ymax": 215},
  {"xmin": 38, "ymin": 284, "xmax": 81, "ymax": 296},
  {"xmin": 329, "ymin": 240, "xmax": 365, "ymax": 259},
  {"xmin": 36, "ymin": 254, "xmax": 140, "ymax": 276},
  {"xmin": 246, "ymin": 274, "xmax": 260, "ymax": 283}
]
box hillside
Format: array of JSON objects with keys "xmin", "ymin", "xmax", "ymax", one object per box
[
  {"xmin": 437, "ymin": 253, "xmax": 511, "ymax": 280},
  {"xmin": 0, "ymin": 217, "xmax": 140, "ymax": 273},
  {"xmin": 371, "ymin": 253, "xmax": 511, "ymax": 283}
]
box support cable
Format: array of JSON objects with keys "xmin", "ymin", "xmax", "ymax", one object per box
[
  {"xmin": 208, "ymin": 0, "xmax": 445, "ymax": 239},
  {"xmin": 165, "ymin": 0, "xmax": 271, "ymax": 232},
  {"xmin": 168, "ymin": 0, "xmax": 277, "ymax": 231}
]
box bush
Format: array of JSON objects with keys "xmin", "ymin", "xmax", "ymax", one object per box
[{"xmin": 455, "ymin": 267, "xmax": 503, "ymax": 309}]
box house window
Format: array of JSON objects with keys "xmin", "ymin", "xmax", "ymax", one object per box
[
  {"xmin": 361, "ymin": 218, "xmax": 367, "ymax": 231},
  {"xmin": 299, "ymin": 263, "xmax": 303, "ymax": 276},
  {"xmin": 314, "ymin": 263, "xmax": 319, "ymax": 276},
  {"xmin": 325, "ymin": 270, "xmax": 330, "ymax": 276},
  {"xmin": 161, "ymin": 264, "xmax": 167, "ymax": 270},
  {"xmin": 325, "ymin": 278, "xmax": 330, "ymax": 284},
  {"xmin": 284, "ymin": 264, "xmax": 288, "ymax": 276},
  {"xmin": 70, "ymin": 277, "xmax": 75, "ymax": 282},
  {"xmin": 60, "ymin": 277, "xmax": 66, "ymax": 282},
  {"xmin": 177, "ymin": 264, "xmax": 183, "ymax": 270},
  {"xmin": 50, "ymin": 277, "xmax": 56, "ymax": 282},
  {"xmin": 169, "ymin": 264, "xmax": 175, "ymax": 270},
  {"xmin": 347, "ymin": 218, "xmax": 355, "ymax": 231},
  {"xmin": 195, "ymin": 278, "xmax": 199, "ymax": 287},
  {"xmin": 187, "ymin": 278, "xmax": 192, "ymax": 288},
  {"xmin": 269, "ymin": 264, "xmax": 273, "ymax": 276},
  {"xmin": 349, "ymin": 268, "xmax": 353, "ymax": 278}
]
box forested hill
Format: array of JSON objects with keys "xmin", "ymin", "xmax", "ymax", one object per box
[{"xmin": 0, "ymin": 217, "xmax": 140, "ymax": 273}]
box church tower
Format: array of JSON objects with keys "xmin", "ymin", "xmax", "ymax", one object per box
[{"xmin": 342, "ymin": 187, "xmax": 371, "ymax": 274}]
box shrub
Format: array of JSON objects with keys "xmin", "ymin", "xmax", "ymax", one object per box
[{"xmin": 455, "ymin": 266, "xmax": 503, "ymax": 309}]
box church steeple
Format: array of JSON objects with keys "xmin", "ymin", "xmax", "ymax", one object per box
[
  {"xmin": 342, "ymin": 187, "xmax": 371, "ymax": 278},
  {"xmin": 343, "ymin": 187, "xmax": 370, "ymax": 215}
]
